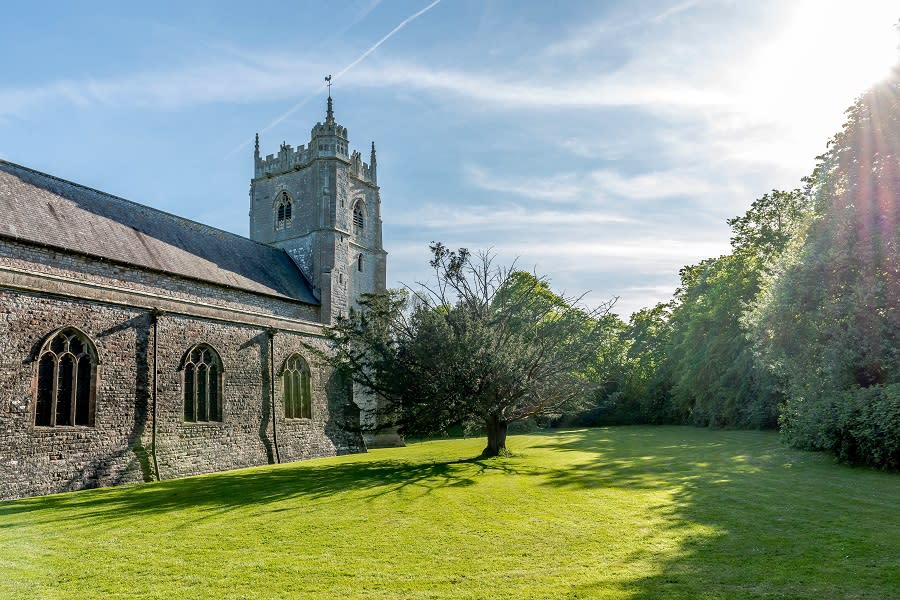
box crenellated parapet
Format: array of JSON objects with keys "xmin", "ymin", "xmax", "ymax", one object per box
[
  {"xmin": 254, "ymin": 141, "xmax": 314, "ymax": 178},
  {"xmin": 254, "ymin": 136, "xmax": 377, "ymax": 185},
  {"xmin": 349, "ymin": 150, "xmax": 377, "ymax": 183}
]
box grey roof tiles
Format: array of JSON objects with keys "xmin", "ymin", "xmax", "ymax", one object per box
[{"xmin": 0, "ymin": 160, "xmax": 318, "ymax": 304}]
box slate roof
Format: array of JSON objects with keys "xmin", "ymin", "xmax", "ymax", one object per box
[{"xmin": 0, "ymin": 160, "xmax": 318, "ymax": 304}]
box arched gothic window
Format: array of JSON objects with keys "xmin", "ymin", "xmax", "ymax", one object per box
[
  {"xmin": 182, "ymin": 344, "xmax": 224, "ymax": 422},
  {"xmin": 357, "ymin": 253, "xmax": 363, "ymax": 272},
  {"xmin": 35, "ymin": 327, "xmax": 98, "ymax": 427},
  {"xmin": 352, "ymin": 201, "xmax": 365, "ymax": 235},
  {"xmin": 282, "ymin": 354, "xmax": 311, "ymax": 419},
  {"xmin": 275, "ymin": 191, "xmax": 293, "ymax": 231}
]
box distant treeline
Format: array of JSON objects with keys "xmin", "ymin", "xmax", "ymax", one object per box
[{"xmin": 572, "ymin": 63, "xmax": 899, "ymax": 469}]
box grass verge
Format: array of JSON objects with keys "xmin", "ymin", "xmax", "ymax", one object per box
[{"xmin": 1, "ymin": 426, "xmax": 897, "ymax": 599}]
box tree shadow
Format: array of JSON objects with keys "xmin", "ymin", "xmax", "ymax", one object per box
[
  {"xmin": 530, "ymin": 426, "xmax": 900, "ymax": 599},
  {"xmin": 3, "ymin": 426, "xmax": 895, "ymax": 598},
  {"xmin": 0, "ymin": 454, "xmax": 526, "ymax": 526},
  {"xmin": 50, "ymin": 314, "xmax": 155, "ymax": 494},
  {"xmin": 240, "ymin": 333, "xmax": 276, "ymax": 465}
]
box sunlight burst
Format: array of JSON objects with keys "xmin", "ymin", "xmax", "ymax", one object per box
[
  {"xmin": 743, "ymin": 3, "xmax": 897, "ymax": 102},
  {"xmin": 732, "ymin": 2, "xmax": 897, "ymax": 167},
  {"xmin": 805, "ymin": 2, "xmax": 898, "ymax": 92}
]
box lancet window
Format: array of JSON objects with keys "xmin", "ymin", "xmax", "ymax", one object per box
[
  {"xmin": 282, "ymin": 354, "xmax": 312, "ymax": 419},
  {"xmin": 35, "ymin": 328, "xmax": 98, "ymax": 427},
  {"xmin": 182, "ymin": 344, "xmax": 223, "ymax": 422},
  {"xmin": 275, "ymin": 191, "xmax": 293, "ymax": 230},
  {"xmin": 352, "ymin": 201, "xmax": 365, "ymax": 235}
]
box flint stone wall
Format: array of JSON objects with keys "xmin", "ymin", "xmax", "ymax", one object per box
[{"xmin": 0, "ymin": 238, "xmax": 363, "ymax": 500}]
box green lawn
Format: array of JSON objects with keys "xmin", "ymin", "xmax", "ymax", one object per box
[{"xmin": 1, "ymin": 427, "xmax": 897, "ymax": 599}]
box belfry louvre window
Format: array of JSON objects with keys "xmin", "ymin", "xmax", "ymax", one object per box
[
  {"xmin": 275, "ymin": 191, "xmax": 293, "ymax": 230},
  {"xmin": 35, "ymin": 328, "xmax": 98, "ymax": 427},
  {"xmin": 282, "ymin": 354, "xmax": 312, "ymax": 419},
  {"xmin": 352, "ymin": 202, "xmax": 364, "ymax": 234},
  {"xmin": 182, "ymin": 344, "xmax": 224, "ymax": 422}
]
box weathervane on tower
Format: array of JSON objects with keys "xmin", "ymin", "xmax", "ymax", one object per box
[{"xmin": 324, "ymin": 75, "xmax": 335, "ymax": 123}]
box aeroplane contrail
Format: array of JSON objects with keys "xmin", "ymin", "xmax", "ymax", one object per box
[{"xmin": 225, "ymin": 0, "xmax": 442, "ymax": 159}]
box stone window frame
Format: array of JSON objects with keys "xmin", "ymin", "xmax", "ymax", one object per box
[
  {"xmin": 352, "ymin": 199, "xmax": 366, "ymax": 236},
  {"xmin": 274, "ymin": 191, "xmax": 293, "ymax": 231},
  {"xmin": 280, "ymin": 353, "xmax": 312, "ymax": 420},
  {"xmin": 180, "ymin": 343, "xmax": 225, "ymax": 423},
  {"xmin": 33, "ymin": 326, "xmax": 99, "ymax": 428}
]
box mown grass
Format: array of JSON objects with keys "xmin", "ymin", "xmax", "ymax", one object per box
[{"xmin": 1, "ymin": 427, "xmax": 897, "ymax": 599}]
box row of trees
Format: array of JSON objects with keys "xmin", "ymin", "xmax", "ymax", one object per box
[
  {"xmin": 322, "ymin": 58, "xmax": 897, "ymax": 468},
  {"xmin": 591, "ymin": 62, "xmax": 899, "ymax": 468},
  {"xmin": 597, "ymin": 188, "xmax": 808, "ymax": 430}
]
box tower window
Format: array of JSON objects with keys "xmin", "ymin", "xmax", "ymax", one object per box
[
  {"xmin": 358, "ymin": 254, "xmax": 363, "ymax": 272},
  {"xmin": 275, "ymin": 191, "xmax": 293, "ymax": 231},
  {"xmin": 34, "ymin": 327, "xmax": 98, "ymax": 427},
  {"xmin": 182, "ymin": 344, "xmax": 224, "ymax": 422},
  {"xmin": 282, "ymin": 354, "xmax": 312, "ymax": 419},
  {"xmin": 352, "ymin": 201, "xmax": 365, "ymax": 235}
]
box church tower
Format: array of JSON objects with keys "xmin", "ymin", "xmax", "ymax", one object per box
[{"xmin": 249, "ymin": 94, "xmax": 387, "ymax": 323}]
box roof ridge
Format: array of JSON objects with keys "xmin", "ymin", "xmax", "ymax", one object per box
[{"xmin": 0, "ymin": 158, "xmax": 278, "ymax": 252}]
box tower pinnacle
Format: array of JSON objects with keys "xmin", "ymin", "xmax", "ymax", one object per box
[{"xmin": 325, "ymin": 74, "xmax": 335, "ymax": 124}]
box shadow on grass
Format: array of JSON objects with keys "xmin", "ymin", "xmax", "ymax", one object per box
[
  {"xmin": 0, "ymin": 454, "xmax": 527, "ymax": 526},
  {"xmin": 3, "ymin": 426, "xmax": 897, "ymax": 598},
  {"xmin": 531, "ymin": 426, "xmax": 900, "ymax": 599}
]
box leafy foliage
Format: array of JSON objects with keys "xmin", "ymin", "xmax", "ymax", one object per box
[
  {"xmin": 748, "ymin": 63, "xmax": 900, "ymax": 466},
  {"xmin": 588, "ymin": 188, "xmax": 810, "ymax": 429},
  {"xmin": 323, "ymin": 243, "xmax": 617, "ymax": 456}
]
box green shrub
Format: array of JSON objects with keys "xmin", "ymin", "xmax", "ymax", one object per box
[{"xmin": 781, "ymin": 384, "xmax": 900, "ymax": 469}]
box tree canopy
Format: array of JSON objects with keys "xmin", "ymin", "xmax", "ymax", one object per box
[
  {"xmin": 747, "ymin": 63, "xmax": 899, "ymax": 466},
  {"xmin": 323, "ymin": 243, "xmax": 617, "ymax": 456}
]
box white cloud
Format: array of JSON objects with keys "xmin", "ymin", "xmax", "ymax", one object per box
[
  {"xmin": 464, "ymin": 162, "xmax": 729, "ymax": 206},
  {"xmin": 558, "ymin": 137, "xmax": 630, "ymax": 160},
  {"xmin": 387, "ymin": 202, "xmax": 634, "ymax": 230},
  {"xmin": 352, "ymin": 61, "xmax": 731, "ymax": 111},
  {"xmin": 589, "ymin": 168, "xmax": 715, "ymax": 201},
  {"xmin": 0, "ymin": 57, "xmax": 327, "ymax": 117},
  {"xmin": 0, "ymin": 51, "xmax": 733, "ymax": 120},
  {"xmin": 506, "ymin": 238, "xmax": 729, "ymax": 268},
  {"xmin": 464, "ymin": 164, "xmax": 586, "ymax": 202}
]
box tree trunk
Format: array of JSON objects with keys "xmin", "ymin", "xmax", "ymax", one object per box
[{"xmin": 481, "ymin": 417, "xmax": 509, "ymax": 457}]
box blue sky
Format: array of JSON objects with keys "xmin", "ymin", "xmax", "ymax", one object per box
[{"xmin": 1, "ymin": 1, "xmax": 896, "ymax": 317}]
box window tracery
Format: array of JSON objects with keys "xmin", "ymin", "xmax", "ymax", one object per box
[
  {"xmin": 275, "ymin": 191, "xmax": 293, "ymax": 230},
  {"xmin": 182, "ymin": 344, "xmax": 223, "ymax": 422},
  {"xmin": 282, "ymin": 354, "xmax": 311, "ymax": 419},
  {"xmin": 35, "ymin": 328, "xmax": 98, "ymax": 427},
  {"xmin": 352, "ymin": 201, "xmax": 365, "ymax": 235}
]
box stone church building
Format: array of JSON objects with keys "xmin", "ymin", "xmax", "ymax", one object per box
[{"xmin": 0, "ymin": 98, "xmax": 386, "ymax": 500}]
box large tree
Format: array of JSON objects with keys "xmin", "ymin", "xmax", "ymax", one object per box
[
  {"xmin": 748, "ymin": 60, "xmax": 899, "ymax": 466},
  {"xmin": 662, "ymin": 189, "xmax": 810, "ymax": 428},
  {"xmin": 324, "ymin": 243, "xmax": 616, "ymax": 457}
]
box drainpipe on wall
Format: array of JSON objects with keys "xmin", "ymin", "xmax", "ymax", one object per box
[
  {"xmin": 150, "ymin": 308, "xmax": 163, "ymax": 481},
  {"xmin": 268, "ymin": 328, "xmax": 281, "ymax": 464}
]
